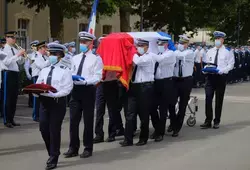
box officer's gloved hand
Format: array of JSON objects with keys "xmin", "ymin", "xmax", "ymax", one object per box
[
  {"xmin": 48, "ymin": 91, "xmax": 57, "ymax": 97},
  {"xmin": 27, "ymin": 74, "xmax": 32, "ymax": 80},
  {"xmin": 32, "ymin": 93, "xmax": 39, "ymax": 97},
  {"xmin": 218, "ymin": 70, "xmax": 223, "ymax": 75},
  {"xmin": 73, "ymin": 79, "xmax": 87, "ymax": 85}
]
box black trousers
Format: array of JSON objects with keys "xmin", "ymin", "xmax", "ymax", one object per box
[
  {"xmin": 124, "ymin": 82, "xmax": 154, "ymax": 143},
  {"xmin": 95, "ymin": 81, "xmax": 124, "ymax": 138},
  {"xmin": 69, "ymin": 85, "xmax": 96, "ymax": 152},
  {"xmin": 171, "ymin": 77, "xmax": 193, "ymax": 132},
  {"xmin": 205, "ymin": 74, "xmax": 227, "ymax": 124},
  {"xmin": 150, "ymin": 78, "xmax": 174, "ymax": 136},
  {"xmin": 39, "ymin": 96, "xmax": 66, "ymax": 157},
  {"xmin": 28, "ymin": 68, "xmax": 33, "ymax": 107},
  {"xmin": 1, "ymin": 71, "xmax": 19, "ymax": 124},
  {"xmin": 194, "ymin": 62, "xmax": 202, "ymax": 85},
  {"xmin": 32, "ymin": 76, "xmax": 40, "ymax": 120}
]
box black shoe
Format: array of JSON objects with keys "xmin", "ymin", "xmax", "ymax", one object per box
[
  {"xmin": 5, "ymin": 123, "xmax": 14, "ymax": 128},
  {"xmin": 80, "ymin": 150, "xmax": 92, "ymax": 158},
  {"xmin": 105, "ymin": 137, "xmax": 115, "ymax": 142},
  {"xmin": 155, "ymin": 135, "xmax": 163, "ymax": 142},
  {"xmin": 119, "ymin": 140, "xmax": 133, "ymax": 147},
  {"xmin": 172, "ymin": 131, "xmax": 179, "ymax": 137},
  {"xmin": 45, "ymin": 163, "xmax": 57, "ymax": 170},
  {"xmin": 93, "ymin": 136, "xmax": 104, "ymax": 144},
  {"xmin": 63, "ymin": 149, "xmax": 78, "ymax": 158},
  {"xmin": 116, "ymin": 129, "xmax": 124, "ymax": 137},
  {"xmin": 150, "ymin": 132, "xmax": 156, "ymax": 139},
  {"xmin": 136, "ymin": 140, "xmax": 147, "ymax": 146},
  {"xmin": 200, "ymin": 122, "xmax": 212, "ymax": 129},
  {"xmin": 33, "ymin": 118, "xmax": 39, "ymax": 122},
  {"xmin": 167, "ymin": 126, "xmax": 173, "ymax": 133},
  {"xmin": 213, "ymin": 123, "xmax": 220, "ymax": 129},
  {"xmin": 11, "ymin": 121, "xmax": 20, "ymax": 126}
]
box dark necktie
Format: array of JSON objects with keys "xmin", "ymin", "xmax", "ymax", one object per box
[
  {"xmin": 42, "ymin": 55, "xmax": 46, "ymax": 61},
  {"xmin": 154, "ymin": 52, "xmax": 162, "ymax": 76},
  {"xmin": 11, "ymin": 48, "xmax": 15, "ymax": 55},
  {"xmin": 131, "ymin": 65, "xmax": 137, "ymax": 82},
  {"xmin": 46, "ymin": 66, "xmax": 55, "ymax": 85},
  {"xmin": 77, "ymin": 54, "xmax": 86, "ymax": 76},
  {"xmin": 178, "ymin": 60, "xmax": 183, "ymax": 77},
  {"xmin": 214, "ymin": 49, "xmax": 219, "ymax": 66}
]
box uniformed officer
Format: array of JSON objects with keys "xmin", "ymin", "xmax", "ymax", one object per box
[
  {"xmin": 2, "ymin": 31, "xmax": 25, "ymax": 128},
  {"xmin": 120, "ymin": 39, "xmax": 155, "ymax": 147},
  {"xmin": 36, "ymin": 42, "xmax": 73, "ymax": 170},
  {"xmin": 0, "ymin": 38, "xmax": 6, "ymax": 51},
  {"xmin": 32, "ymin": 41, "xmax": 50, "ymax": 122},
  {"xmin": 170, "ymin": 35, "xmax": 194, "ymax": 137},
  {"xmin": 200, "ymin": 31, "xmax": 234, "ymax": 129},
  {"xmin": 150, "ymin": 37, "xmax": 176, "ymax": 142},
  {"xmin": 64, "ymin": 31, "xmax": 103, "ymax": 158},
  {"xmin": 194, "ymin": 45, "xmax": 202, "ymax": 87},
  {"xmin": 67, "ymin": 42, "xmax": 76, "ymax": 57},
  {"xmin": 24, "ymin": 40, "xmax": 39, "ymax": 108}
]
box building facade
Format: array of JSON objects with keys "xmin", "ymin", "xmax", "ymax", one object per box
[
  {"xmin": 0, "ymin": 0, "xmax": 140, "ymax": 48},
  {"xmin": 0, "ymin": 0, "xmax": 212, "ymax": 48}
]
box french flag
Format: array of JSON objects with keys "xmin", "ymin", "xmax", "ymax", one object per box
[{"xmin": 87, "ymin": 0, "xmax": 99, "ymax": 34}]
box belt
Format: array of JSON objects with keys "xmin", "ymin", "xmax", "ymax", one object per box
[
  {"xmin": 132, "ymin": 81, "xmax": 154, "ymax": 86},
  {"xmin": 173, "ymin": 76, "xmax": 192, "ymax": 81}
]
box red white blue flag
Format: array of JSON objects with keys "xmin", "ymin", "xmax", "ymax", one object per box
[{"xmin": 87, "ymin": 0, "xmax": 99, "ymax": 34}]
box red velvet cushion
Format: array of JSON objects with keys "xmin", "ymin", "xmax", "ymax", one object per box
[{"xmin": 22, "ymin": 84, "xmax": 57, "ymax": 94}]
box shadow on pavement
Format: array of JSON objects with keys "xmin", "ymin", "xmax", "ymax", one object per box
[{"xmin": 1, "ymin": 120, "xmax": 249, "ymax": 168}]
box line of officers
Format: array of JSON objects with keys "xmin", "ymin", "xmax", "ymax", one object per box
[
  {"xmin": 0, "ymin": 30, "xmax": 234, "ymax": 170},
  {"xmin": 191, "ymin": 44, "xmax": 250, "ymax": 87}
]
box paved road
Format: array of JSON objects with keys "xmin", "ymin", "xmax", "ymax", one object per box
[{"xmin": 1, "ymin": 82, "xmax": 250, "ymax": 170}]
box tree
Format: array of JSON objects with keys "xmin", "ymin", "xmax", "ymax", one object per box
[{"xmin": 7, "ymin": 0, "xmax": 84, "ymax": 41}]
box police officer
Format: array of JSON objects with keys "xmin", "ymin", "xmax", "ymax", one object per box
[
  {"xmin": 32, "ymin": 41, "xmax": 50, "ymax": 122},
  {"xmin": 150, "ymin": 37, "xmax": 176, "ymax": 142},
  {"xmin": 171, "ymin": 35, "xmax": 194, "ymax": 137},
  {"xmin": 24, "ymin": 40, "xmax": 39, "ymax": 108},
  {"xmin": 200, "ymin": 31, "xmax": 234, "ymax": 129},
  {"xmin": 36, "ymin": 42, "xmax": 73, "ymax": 170},
  {"xmin": 67, "ymin": 42, "xmax": 76, "ymax": 57},
  {"xmin": 0, "ymin": 38, "xmax": 6, "ymax": 51},
  {"xmin": 64, "ymin": 31, "xmax": 103, "ymax": 158},
  {"xmin": 2, "ymin": 31, "xmax": 25, "ymax": 128},
  {"xmin": 194, "ymin": 44, "xmax": 202, "ymax": 87},
  {"xmin": 120, "ymin": 39, "xmax": 155, "ymax": 147}
]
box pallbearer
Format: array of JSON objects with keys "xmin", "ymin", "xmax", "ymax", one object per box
[
  {"xmin": 120, "ymin": 39, "xmax": 155, "ymax": 147},
  {"xmin": 36, "ymin": 42, "xmax": 73, "ymax": 170},
  {"xmin": 171, "ymin": 35, "xmax": 194, "ymax": 137},
  {"xmin": 2, "ymin": 31, "xmax": 25, "ymax": 128},
  {"xmin": 200, "ymin": 31, "xmax": 234, "ymax": 129},
  {"xmin": 150, "ymin": 37, "xmax": 176, "ymax": 142},
  {"xmin": 64, "ymin": 31, "xmax": 103, "ymax": 158},
  {"xmin": 32, "ymin": 41, "xmax": 50, "ymax": 122}
]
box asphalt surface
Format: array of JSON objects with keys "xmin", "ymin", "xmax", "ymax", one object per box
[{"xmin": 1, "ymin": 82, "xmax": 250, "ymax": 170}]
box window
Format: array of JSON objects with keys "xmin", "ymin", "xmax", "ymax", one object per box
[
  {"xmin": 102, "ymin": 25, "xmax": 112, "ymax": 36},
  {"xmin": 79, "ymin": 23, "xmax": 88, "ymax": 32},
  {"xmin": 17, "ymin": 18, "xmax": 29, "ymax": 49}
]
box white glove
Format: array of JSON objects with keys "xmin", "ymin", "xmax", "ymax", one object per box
[
  {"xmin": 27, "ymin": 74, "xmax": 32, "ymax": 80},
  {"xmin": 48, "ymin": 91, "xmax": 57, "ymax": 97},
  {"xmin": 74, "ymin": 79, "xmax": 87, "ymax": 85},
  {"xmin": 218, "ymin": 70, "xmax": 224, "ymax": 75},
  {"xmin": 32, "ymin": 93, "xmax": 39, "ymax": 97}
]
